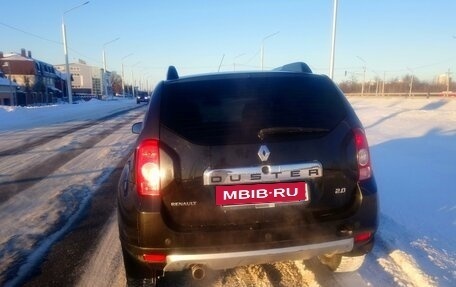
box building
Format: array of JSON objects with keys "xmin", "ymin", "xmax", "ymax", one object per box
[
  {"xmin": 92, "ymin": 66, "xmax": 103, "ymax": 95},
  {"xmin": 0, "ymin": 72, "xmax": 19, "ymax": 105},
  {"xmin": 55, "ymin": 59, "xmax": 112, "ymax": 97},
  {"xmin": 55, "ymin": 59, "xmax": 94, "ymax": 95},
  {"xmin": 0, "ymin": 49, "xmax": 64, "ymax": 106}
]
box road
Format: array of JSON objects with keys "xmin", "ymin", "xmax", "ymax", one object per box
[
  {"xmin": 0, "ymin": 105, "xmax": 143, "ymax": 286},
  {"xmin": 1, "ymin": 100, "xmax": 439, "ymax": 287}
]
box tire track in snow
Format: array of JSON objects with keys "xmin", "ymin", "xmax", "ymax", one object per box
[
  {"xmin": 76, "ymin": 214, "xmax": 125, "ymax": 287},
  {"xmin": 0, "ymin": 111, "xmax": 142, "ymax": 203},
  {"xmin": 3, "ymin": 185, "xmax": 92, "ymax": 287},
  {"xmin": 19, "ymin": 148, "xmax": 133, "ymax": 286},
  {"xmin": 362, "ymin": 213, "xmax": 442, "ymax": 287},
  {"xmin": 0, "ymin": 105, "xmax": 143, "ymax": 157},
  {"xmin": 1, "ymin": 109, "xmax": 144, "ymax": 286},
  {"xmin": 378, "ymin": 250, "xmax": 437, "ymax": 287}
]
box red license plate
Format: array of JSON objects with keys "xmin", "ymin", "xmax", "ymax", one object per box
[{"xmin": 215, "ymin": 182, "xmax": 308, "ymax": 206}]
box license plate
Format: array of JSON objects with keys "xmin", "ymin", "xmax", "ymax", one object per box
[{"xmin": 215, "ymin": 182, "xmax": 308, "ymax": 206}]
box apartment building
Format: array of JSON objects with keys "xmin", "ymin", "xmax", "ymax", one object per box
[{"xmin": 0, "ymin": 49, "xmax": 65, "ymax": 106}]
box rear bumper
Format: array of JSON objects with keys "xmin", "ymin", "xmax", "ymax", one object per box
[
  {"xmin": 118, "ymin": 177, "xmax": 378, "ymax": 271},
  {"xmin": 163, "ymin": 238, "xmax": 353, "ymax": 271}
]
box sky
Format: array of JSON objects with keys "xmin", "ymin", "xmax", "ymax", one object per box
[{"xmin": 1, "ymin": 0, "xmax": 455, "ymax": 86}]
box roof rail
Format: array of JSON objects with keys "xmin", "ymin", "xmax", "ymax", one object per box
[
  {"xmin": 167, "ymin": 66, "xmax": 179, "ymax": 80},
  {"xmin": 273, "ymin": 62, "xmax": 312, "ymax": 73}
]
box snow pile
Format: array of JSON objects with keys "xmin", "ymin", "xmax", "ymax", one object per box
[{"xmin": 0, "ymin": 98, "xmax": 138, "ymax": 131}]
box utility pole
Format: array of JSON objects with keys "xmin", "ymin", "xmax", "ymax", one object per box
[
  {"xmin": 329, "ymin": 0, "xmax": 338, "ymax": 79},
  {"xmin": 62, "ymin": 1, "xmax": 89, "ymax": 104},
  {"xmin": 130, "ymin": 61, "xmax": 140, "ymax": 99},
  {"xmin": 409, "ymin": 74, "xmax": 414, "ymax": 97},
  {"xmin": 406, "ymin": 67, "xmax": 414, "ymax": 97},
  {"xmin": 375, "ymin": 79, "xmax": 379, "ymax": 96},
  {"xmin": 218, "ymin": 54, "xmax": 225, "ymax": 72},
  {"xmin": 121, "ymin": 53, "xmax": 133, "ymax": 96},
  {"xmin": 356, "ymin": 56, "xmax": 366, "ymax": 96},
  {"xmin": 102, "ymin": 37, "xmax": 120, "ymax": 99}
]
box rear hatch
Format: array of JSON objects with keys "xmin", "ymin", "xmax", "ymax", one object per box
[{"xmin": 159, "ymin": 74, "xmax": 359, "ymax": 231}]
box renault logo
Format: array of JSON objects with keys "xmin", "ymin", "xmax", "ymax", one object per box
[{"xmin": 258, "ymin": 145, "xmax": 270, "ymax": 162}]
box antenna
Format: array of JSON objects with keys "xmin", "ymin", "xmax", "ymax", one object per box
[{"xmin": 167, "ymin": 66, "xmax": 179, "ymax": 80}]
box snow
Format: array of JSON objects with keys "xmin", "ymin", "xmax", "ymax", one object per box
[
  {"xmin": 349, "ymin": 96, "xmax": 456, "ymax": 286},
  {"xmin": 350, "ymin": 97, "xmax": 456, "ymax": 248},
  {"xmin": 0, "ymin": 98, "xmax": 138, "ymax": 131},
  {"xmin": 0, "ymin": 96, "xmax": 455, "ymax": 286},
  {"xmin": 0, "ymin": 98, "xmax": 143, "ymax": 286}
]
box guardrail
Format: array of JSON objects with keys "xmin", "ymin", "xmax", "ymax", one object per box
[
  {"xmin": 69, "ymin": 94, "xmax": 102, "ymax": 102},
  {"xmin": 345, "ymin": 92, "xmax": 456, "ymax": 98}
]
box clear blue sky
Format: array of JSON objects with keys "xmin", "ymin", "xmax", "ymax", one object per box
[{"xmin": 1, "ymin": 0, "xmax": 455, "ymax": 86}]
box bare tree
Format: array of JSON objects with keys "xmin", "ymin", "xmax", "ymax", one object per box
[
  {"xmin": 338, "ymin": 74, "xmax": 444, "ymax": 95},
  {"xmin": 110, "ymin": 72, "xmax": 122, "ymax": 95}
]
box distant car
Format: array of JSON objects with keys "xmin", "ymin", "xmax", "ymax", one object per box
[
  {"xmin": 136, "ymin": 92, "xmax": 150, "ymax": 104},
  {"xmin": 117, "ymin": 63, "xmax": 378, "ymax": 286}
]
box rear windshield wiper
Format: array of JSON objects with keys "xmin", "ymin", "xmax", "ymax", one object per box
[{"xmin": 257, "ymin": 127, "xmax": 329, "ymax": 140}]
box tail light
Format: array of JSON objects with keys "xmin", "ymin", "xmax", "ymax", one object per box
[
  {"xmin": 353, "ymin": 128, "xmax": 372, "ymax": 181},
  {"xmin": 354, "ymin": 231, "xmax": 373, "ymax": 243},
  {"xmin": 135, "ymin": 139, "xmax": 174, "ymax": 197},
  {"xmin": 143, "ymin": 253, "xmax": 167, "ymax": 263},
  {"xmin": 136, "ymin": 139, "xmax": 160, "ymax": 196}
]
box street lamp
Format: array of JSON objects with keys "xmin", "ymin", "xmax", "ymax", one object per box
[
  {"xmin": 357, "ymin": 56, "xmax": 367, "ymax": 96},
  {"xmin": 139, "ymin": 72, "xmax": 150, "ymax": 92},
  {"xmin": 445, "ymin": 68, "xmax": 452, "ymax": 96},
  {"xmin": 62, "ymin": 1, "xmax": 89, "ymax": 104},
  {"xmin": 102, "ymin": 37, "xmax": 120, "ymax": 98},
  {"xmin": 261, "ymin": 31, "xmax": 279, "ymax": 71},
  {"xmin": 372, "ymin": 70, "xmax": 380, "ymax": 96},
  {"xmin": 121, "ymin": 53, "xmax": 133, "ymax": 96},
  {"xmin": 329, "ymin": 0, "xmax": 338, "ymax": 79},
  {"xmin": 130, "ymin": 61, "xmax": 140, "ymax": 98},
  {"xmin": 407, "ymin": 67, "xmax": 414, "ymax": 97}
]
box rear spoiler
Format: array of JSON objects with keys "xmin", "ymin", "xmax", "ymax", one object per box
[
  {"xmin": 273, "ymin": 62, "xmax": 312, "ymax": 73},
  {"xmin": 166, "ymin": 62, "xmax": 312, "ymax": 81}
]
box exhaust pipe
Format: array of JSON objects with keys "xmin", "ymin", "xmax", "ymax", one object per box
[{"xmin": 191, "ymin": 264, "xmax": 206, "ymax": 280}]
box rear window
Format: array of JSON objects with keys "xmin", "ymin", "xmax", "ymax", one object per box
[{"xmin": 161, "ymin": 74, "xmax": 347, "ymax": 145}]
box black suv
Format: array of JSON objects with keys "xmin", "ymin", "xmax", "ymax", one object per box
[
  {"xmin": 117, "ymin": 63, "xmax": 378, "ymax": 285},
  {"xmin": 136, "ymin": 91, "xmax": 150, "ymax": 104}
]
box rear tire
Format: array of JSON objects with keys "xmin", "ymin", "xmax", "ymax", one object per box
[
  {"xmin": 318, "ymin": 254, "xmax": 366, "ymax": 272},
  {"xmin": 122, "ymin": 248, "xmax": 160, "ymax": 287}
]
